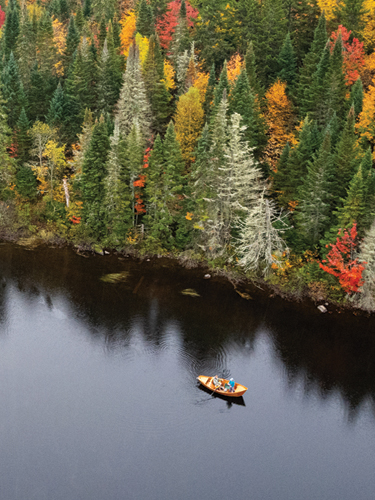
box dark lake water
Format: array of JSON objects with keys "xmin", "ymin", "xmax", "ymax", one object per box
[{"xmin": 0, "ymin": 242, "xmax": 375, "ymax": 500}]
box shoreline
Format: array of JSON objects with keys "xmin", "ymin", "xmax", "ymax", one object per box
[{"xmin": 0, "ymin": 227, "xmax": 370, "ymax": 318}]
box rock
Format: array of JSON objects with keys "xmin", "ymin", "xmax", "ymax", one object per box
[
  {"xmin": 204, "ymin": 274, "xmax": 211, "ymax": 279},
  {"xmin": 104, "ymin": 250, "xmax": 110, "ymax": 255},
  {"xmin": 318, "ymin": 305, "xmax": 327, "ymax": 313},
  {"xmin": 93, "ymin": 244, "xmax": 104, "ymax": 256},
  {"xmin": 146, "ymin": 259, "xmax": 150, "ymax": 262}
]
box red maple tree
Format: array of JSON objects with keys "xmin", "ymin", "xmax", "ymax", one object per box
[
  {"xmin": 330, "ymin": 25, "xmax": 365, "ymax": 86},
  {"xmin": 0, "ymin": 7, "xmax": 5, "ymax": 29},
  {"xmin": 156, "ymin": 0, "xmax": 198, "ymax": 50},
  {"xmin": 319, "ymin": 223, "xmax": 366, "ymax": 294}
]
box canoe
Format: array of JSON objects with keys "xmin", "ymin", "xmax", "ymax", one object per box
[{"xmin": 197, "ymin": 375, "xmax": 248, "ymax": 397}]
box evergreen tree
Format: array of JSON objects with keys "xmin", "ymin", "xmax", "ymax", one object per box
[
  {"xmin": 81, "ymin": 117, "xmax": 110, "ymax": 236},
  {"xmin": 213, "ymin": 61, "xmax": 229, "ymax": 109},
  {"xmin": 98, "ymin": 17, "xmax": 107, "ymax": 52},
  {"xmin": 58, "ymin": 0, "xmax": 70, "ymax": 22},
  {"xmin": 203, "ymin": 63, "xmax": 216, "ymax": 118},
  {"xmin": 143, "ymin": 34, "xmax": 164, "ymax": 96},
  {"xmin": 170, "ymin": 0, "xmax": 190, "ymax": 60},
  {"xmin": 36, "ymin": 9, "xmax": 58, "ymax": 77},
  {"xmin": 295, "ymin": 128, "xmax": 334, "ymax": 248},
  {"xmin": 83, "ymin": 0, "xmax": 92, "ymax": 18},
  {"xmin": 298, "ymin": 12, "xmax": 327, "ymax": 115},
  {"xmin": 46, "ymin": 82, "xmax": 68, "ymax": 140},
  {"xmin": 16, "ymin": 6, "xmax": 36, "ymax": 89},
  {"xmin": 229, "ymin": 69, "xmax": 267, "ymax": 161},
  {"xmin": 15, "ymin": 164, "xmax": 37, "ymax": 201},
  {"xmin": 244, "ymin": 41, "xmax": 262, "ymax": 97},
  {"xmin": 1, "ymin": 52, "xmax": 27, "ymax": 129},
  {"xmin": 353, "ymin": 220, "xmax": 375, "ymax": 311},
  {"xmin": 306, "ymin": 43, "xmax": 331, "ymax": 128},
  {"xmin": 75, "ymin": 2, "xmax": 85, "ymax": 32},
  {"xmin": 28, "ymin": 62, "xmax": 49, "ymax": 122},
  {"xmin": 272, "ymin": 141, "xmax": 290, "ymax": 206},
  {"xmin": 64, "ymin": 15, "xmax": 80, "ymax": 71},
  {"xmin": 335, "ymin": 166, "xmax": 366, "ymax": 231},
  {"xmin": 112, "ymin": 13, "xmax": 121, "ymax": 49},
  {"xmin": 349, "ymin": 77, "xmax": 364, "ymax": 117},
  {"xmin": 92, "ymin": 0, "xmax": 116, "ymax": 22},
  {"xmin": 15, "ymin": 107, "xmax": 30, "ymax": 163},
  {"xmin": 116, "ymin": 42, "xmax": 152, "ymax": 140},
  {"xmin": 277, "ymin": 32, "xmax": 297, "ymax": 94},
  {"xmin": 0, "ymin": 91, "xmax": 15, "ymax": 199},
  {"xmin": 136, "ymin": 0, "xmax": 154, "ymax": 37},
  {"xmin": 337, "ymin": 0, "xmax": 368, "ymax": 39},
  {"xmin": 3, "ymin": 0, "xmax": 20, "ymax": 58},
  {"xmin": 327, "ymin": 33, "xmax": 347, "ymax": 123},
  {"xmin": 332, "ymin": 106, "xmax": 361, "ymax": 204}
]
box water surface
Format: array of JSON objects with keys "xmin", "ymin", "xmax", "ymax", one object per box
[{"xmin": 0, "ymin": 243, "xmax": 374, "ymax": 500}]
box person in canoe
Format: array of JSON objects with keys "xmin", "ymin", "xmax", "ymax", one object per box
[{"xmin": 212, "ymin": 375, "xmax": 221, "ymax": 388}]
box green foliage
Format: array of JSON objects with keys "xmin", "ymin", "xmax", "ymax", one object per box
[
  {"xmin": 16, "ymin": 165, "xmax": 37, "ymax": 201},
  {"xmin": 136, "ymin": 0, "xmax": 154, "ymax": 37},
  {"xmin": 277, "ymin": 33, "xmax": 297, "ymax": 94},
  {"xmin": 15, "ymin": 107, "xmax": 30, "ymax": 164}
]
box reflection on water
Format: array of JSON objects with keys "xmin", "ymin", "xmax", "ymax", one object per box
[{"xmin": 0, "ymin": 242, "xmax": 375, "ymax": 500}]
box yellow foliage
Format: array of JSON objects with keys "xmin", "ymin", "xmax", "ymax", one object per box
[
  {"xmin": 44, "ymin": 140, "xmax": 66, "ymax": 172},
  {"xmin": 175, "ymin": 87, "xmax": 204, "ymax": 165},
  {"xmin": 66, "ymin": 200, "xmax": 83, "ymax": 221},
  {"xmin": 227, "ymin": 53, "xmax": 243, "ymax": 83},
  {"xmin": 27, "ymin": 3, "xmax": 43, "ymax": 20},
  {"xmin": 135, "ymin": 32, "xmax": 149, "ymax": 65},
  {"xmin": 193, "ymin": 70, "xmax": 209, "ymax": 102},
  {"xmin": 264, "ymin": 80, "xmax": 294, "ymax": 169},
  {"xmin": 163, "ymin": 59, "xmax": 176, "ymax": 90},
  {"xmin": 356, "ymin": 77, "xmax": 375, "ymax": 156},
  {"xmin": 362, "ymin": 0, "xmax": 375, "ymax": 52},
  {"xmin": 31, "ymin": 164, "xmax": 49, "ymax": 195},
  {"xmin": 317, "ymin": 0, "xmax": 342, "ymax": 20},
  {"xmin": 119, "ymin": 10, "xmax": 136, "ymax": 57},
  {"xmin": 52, "ymin": 19, "xmax": 67, "ymax": 78},
  {"xmin": 185, "ymin": 212, "xmax": 193, "ymax": 220}
]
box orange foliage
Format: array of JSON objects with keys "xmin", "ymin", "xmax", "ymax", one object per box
[
  {"xmin": 330, "ymin": 26, "xmax": 365, "ymax": 86},
  {"xmin": 356, "ymin": 77, "xmax": 375, "ymax": 155},
  {"xmin": 264, "ymin": 80, "xmax": 294, "ymax": 169},
  {"xmin": 134, "ymin": 174, "xmax": 147, "ymax": 214},
  {"xmin": 52, "ymin": 18, "xmax": 67, "ymax": 78},
  {"xmin": 227, "ymin": 53, "xmax": 243, "ymax": 83},
  {"xmin": 319, "ymin": 223, "xmax": 365, "ymax": 294},
  {"xmin": 120, "ymin": 10, "xmax": 136, "ymax": 57}
]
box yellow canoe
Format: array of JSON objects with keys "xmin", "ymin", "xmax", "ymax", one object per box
[{"xmin": 197, "ymin": 375, "xmax": 248, "ymax": 397}]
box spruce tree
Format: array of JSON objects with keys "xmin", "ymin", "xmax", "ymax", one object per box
[
  {"xmin": 3, "ymin": 0, "xmax": 20, "ymax": 58},
  {"xmin": 298, "ymin": 12, "xmax": 327, "ymax": 115},
  {"xmin": 81, "ymin": 117, "xmax": 110, "ymax": 237},
  {"xmin": 0, "ymin": 91, "xmax": 15, "ymax": 199},
  {"xmin": 170, "ymin": 0, "xmax": 190, "ymax": 60},
  {"xmin": 1, "ymin": 52, "xmax": 27, "ymax": 129},
  {"xmin": 332, "ymin": 106, "xmax": 361, "ymax": 204},
  {"xmin": 83, "ymin": 0, "xmax": 92, "ymax": 18},
  {"xmin": 213, "ymin": 61, "xmax": 229, "ymax": 109},
  {"xmin": 136, "ymin": 0, "xmax": 154, "ymax": 37},
  {"xmin": 116, "ymin": 42, "xmax": 152, "ymax": 140},
  {"xmin": 272, "ymin": 141, "xmax": 290, "ymax": 207},
  {"xmin": 229, "ymin": 69, "xmax": 267, "ymax": 160},
  {"xmin": 58, "ymin": 0, "xmax": 70, "ymax": 22},
  {"xmin": 28, "ymin": 62, "xmax": 48, "ymax": 122},
  {"xmin": 337, "ymin": 0, "xmax": 367, "ymax": 39},
  {"xmin": 277, "ymin": 33, "xmax": 297, "ymax": 94},
  {"xmin": 295, "ymin": 128, "xmax": 334, "ymax": 248},
  {"xmin": 16, "ymin": 6, "xmax": 36, "ymax": 89},
  {"xmin": 203, "ymin": 63, "xmax": 216, "ymax": 118},
  {"xmin": 36, "ymin": 9, "xmax": 58, "ymax": 77},
  {"xmin": 15, "ymin": 164, "xmax": 37, "ymax": 201},
  {"xmin": 75, "ymin": 2, "xmax": 85, "ymax": 32},
  {"xmin": 46, "ymin": 83, "xmax": 68, "ymax": 136},
  {"xmin": 327, "ymin": 33, "xmax": 347, "ymax": 123},
  {"xmin": 244, "ymin": 41, "xmax": 262, "ymax": 97},
  {"xmin": 353, "ymin": 221, "xmax": 375, "ymax": 311},
  {"xmin": 64, "ymin": 16, "xmax": 80, "ymax": 71},
  {"xmin": 335, "ymin": 166, "xmax": 366, "ymax": 232},
  {"xmin": 98, "ymin": 17, "xmax": 107, "ymax": 52},
  {"xmin": 349, "ymin": 77, "xmax": 364, "ymax": 117},
  {"xmin": 307, "ymin": 43, "xmax": 331, "ymax": 128},
  {"xmin": 15, "ymin": 107, "xmax": 30, "ymax": 164}
]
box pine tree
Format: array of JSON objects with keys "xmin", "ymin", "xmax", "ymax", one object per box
[
  {"xmin": 81, "ymin": 117, "xmax": 110, "ymax": 236},
  {"xmin": 295, "ymin": 128, "xmax": 334, "ymax": 248},
  {"xmin": 28, "ymin": 63, "xmax": 49, "ymax": 122},
  {"xmin": 170, "ymin": 0, "xmax": 190, "ymax": 61},
  {"xmin": 306, "ymin": 43, "xmax": 331, "ymax": 127},
  {"xmin": 244, "ymin": 41, "xmax": 262, "ymax": 97},
  {"xmin": 143, "ymin": 34, "xmax": 164, "ymax": 96},
  {"xmin": 15, "ymin": 164, "xmax": 37, "ymax": 201},
  {"xmin": 229, "ymin": 68, "xmax": 267, "ymax": 161},
  {"xmin": 92, "ymin": 0, "xmax": 116, "ymax": 22},
  {"xmin": 116, "ymin": 42, "xmax": 152, "ymax": 140},
  {"xmin": 46, "ymin": 82, "xmax": 68, "ymax": 139},
  {"xmin": 327, "ymin": 33, "xmax": 347, "ymax": 123},
  {"xmin": 75, "ymin": 2, "xmax": 85, "ymax": 32},
  {"xmin": 36, "ymin": 9, "xmax": 58, "ymax": 77},
  {"xmin": 136, "ymin": 0, "xmax": 154, "ymax": 37},
  {"xmin": 15, "ymin": 107, "xmax": 30, "ymax": 163},
  {"xmin": 98, "ymin": 17, "xmax": 107, "ymax": 52},
  {"xmin": 277, "ymin": 32, "xmax": 297, "ymax": 94},
  {"xmin": 58, "ymin": 0, "xmax": 70, "ymax": 22}
]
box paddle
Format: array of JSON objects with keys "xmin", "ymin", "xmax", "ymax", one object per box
[{"xmin": 210, "ymin": 377, "xmax": 222, "ymax": 396}]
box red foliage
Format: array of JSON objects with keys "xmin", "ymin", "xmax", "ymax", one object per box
[
  {"xmin": 330, "ymin": 25, "xmax": 365, "ymax": 86},
  {"xmin": 156, "ymin": 0, "xmax": 198, "ymax": 50},
  {"xmin": 70, "ymin": 216, "xmax": 81, "ymax": 224},
  {"xmin": 8, "ymin": 142, "xmax": 18, "ymax": 158},
  {"xmin": 319, "ymin": 223, "xmax": 366, "ymax": 294},
  {"xmin": 133, "ymin": 174, "xmax": 147, "ymax": 214},
  {"xmin": 0, "ymin": 7, "xmax": 5, "ymax": 29}
]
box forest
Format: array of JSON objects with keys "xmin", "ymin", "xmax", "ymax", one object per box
[{"xmin": 0, "ymin": 0, "xmax": 375, "ymax": 310}]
